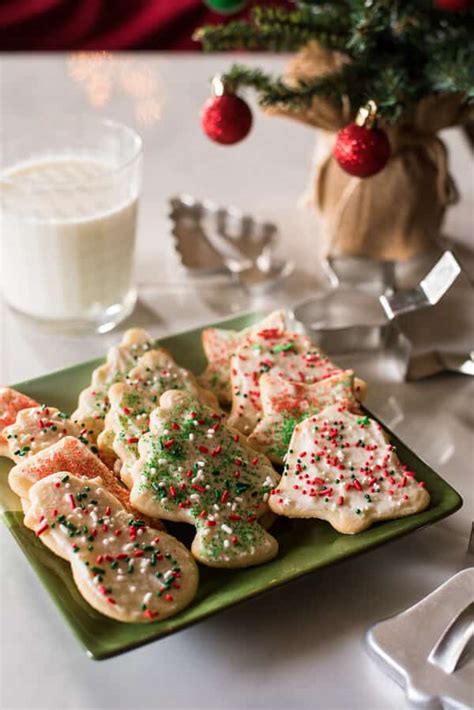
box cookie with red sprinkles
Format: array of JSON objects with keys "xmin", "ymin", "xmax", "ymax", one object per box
[
  {"xmin": 0, "ymin": 388, "xmax": 39, "ymax": 456},
  {"xmin": 100, "ymin": 349, "xmax": 218, "ymax": 487},
  {"xmin": 269, "ymin": 403, "xmax": 430, "ymax": 533},
  {"xmin": 3, "ymin": 405, "xmax": 82, "ymax": 462},
  {"xmin": 248, "ymin": 371, "xmax": 360, "ymax": 464},
  {"xmin": 8, "ymin": 436, "xmax": 165, "ymax": 532},
  {"xmin": 228, "ymin": 332, "xmax": 343, "ymax": 435},
  {"xmin": 71, "ymin": 328, "xmax": 160, "ymax": 444},
  {"xmin": 130, "ymin": 391, "xmax": 280, "ymax": 568},
  {"xmin": 24, "ymin": 472, "xmax": 198, "ymax": 623},
  {"xmin": 198, "ymin": 310, "xmax": 288, "ymax": 405}
]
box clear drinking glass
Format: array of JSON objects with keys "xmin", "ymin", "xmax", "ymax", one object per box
[{"xmin": 0, "ymin": 116, "xmax": 142, "ymax": 334}]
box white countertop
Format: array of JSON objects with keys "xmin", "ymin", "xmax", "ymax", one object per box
[{"xmin": 0, "ymin": 54, "xmax": 473, "ymax": 710}]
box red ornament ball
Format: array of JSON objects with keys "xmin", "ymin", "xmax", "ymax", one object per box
[
  {"xmin": 433, "ymin": 0, "xmax": 472, "ymax": 10},
  {"xmin": 333, "ymin": 123, "xmax": 391, "ymax": 178},
  {"xmin": 201, "ymin": 94, "xmax": 252, "ymax": 145}
]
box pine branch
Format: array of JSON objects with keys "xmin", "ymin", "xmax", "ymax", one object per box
[
  {"xmin": 195, "ymin": 6, "xmax": 352, "ymax": 53},
  {"xmin": 224, "ymin": 63, "xmax": 361, "ymax": 112},
  {"xmin": 425, "ymin": 43, "xmax": 474, "ymax": 99}
]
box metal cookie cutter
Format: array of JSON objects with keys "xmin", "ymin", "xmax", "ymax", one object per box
[
  {"xmin": 294, "ymin": 252, "xmax": 470, "ymax": 379},
  {"xmin": 366, "ymin": 568, "xmax": 474, "ymax": 709},
  {"xmin": 168, "ymin": 194, "xmax": 293, "ymax": 292}
]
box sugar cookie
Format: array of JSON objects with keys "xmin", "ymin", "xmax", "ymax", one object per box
[
  {"xmin": 248, "ymin": 371, "xmax": 359, "ymax": 464},
  {"xmin": 269, "ymin": 404, "xmax": 430, "ymax": 533},
  {"xmin": 130, "ymin": 391, "xmax": 279, "ymax": 568},
  {"xmin": 24, "ymin": 473, "xmax": 198, "ymax": 623},
  {"xmin": 199, "ymin": 310, "xmax": 288, "ymax": 404},
  {"xmin": 0, "ymin": 388, "xmax": 39, "ymax": 456},
  {"xmin": 71, "ymin": 328, "xmax": 159, "ymax": 443},
  {"xmin": 100, "ymin": 349, "xmax": 218, "ymax": 487},
  {"xmin": 3, "ymin": 405, "xmax": 82, "ymax": 462},
  {"xmin": 228, "ymin": 332, "xmax": 343, "ymax": 434}
]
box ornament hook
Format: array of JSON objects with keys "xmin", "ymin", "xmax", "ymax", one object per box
[{"xmin": 356, "ymin": 100, "xmax": 378, "ymax": 129}]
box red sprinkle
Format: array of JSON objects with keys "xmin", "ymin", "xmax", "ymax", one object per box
[
  {"xmin": 206, "ymin": 520, "xmax": 216, "ymax": 527},
  {"xmin": 163, "ymin": 439, "xmax": 175, "ymax": 449},
  {"xmin": 337, "ymin": 496, "xmax": 344, "ymax": 506},
  {"xmin": 67, "ymin": 494, "xmax": 76, "ymax": 510},
  {"xmin": 36, "ymin": 523, "xmax": 49, "ymax": 537},
  {"xmin": 144, "ymin": 609, "xmax": 159, "ymax": 619}
]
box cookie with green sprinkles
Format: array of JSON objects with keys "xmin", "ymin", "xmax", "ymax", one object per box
[
  {"xmin": 24, "ymin": 472, "xmax": 198, "ymax": 623},
  {"xmin": 129, "ymin": 391, "xmax": 280, "ymax": 568},
  {"xmin": 99, "ymin": 349, "xmax": 218, "ymax": 487},
  {"xmin": 198, "ymin": 310, "xmax": 288, "ymax": 405},
  {"xmin": 0, "ymin": 387, "xmax": 39, "ymax": 457},
  {"xmin": 71, "ymin": 328, "xmax": 160, "ymax": 444},
  {"xmin": 269, "ymin": 403, "xmax": 430, "ymax": 534},
  {"xmin": 8, "ymin": 436, "xmax": 165, "ymax": 532},
  {"xmin": 248, "ymin": 371, "xmax": 360, "ymax": 465},
  {"xmin": 3, "ymin": 405, "xmax": 82, "ymax": 463}
]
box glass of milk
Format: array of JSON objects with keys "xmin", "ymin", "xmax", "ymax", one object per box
[{"xmin": 0, "ymin": 117, "xmax": 142, "ymax": 334}]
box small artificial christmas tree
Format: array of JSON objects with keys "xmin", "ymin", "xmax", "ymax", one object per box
[{"xmin": 195, "ymin": 1, "xmax": 474, "ymax": 261}]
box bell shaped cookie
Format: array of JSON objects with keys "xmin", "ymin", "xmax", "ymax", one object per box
[{"xmin": 269, "ymin": 404, "xmax": 429, "ymax": 534}]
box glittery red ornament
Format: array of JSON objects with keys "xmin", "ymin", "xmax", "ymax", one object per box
[
  {"xmin": 433, "ymin": 0, "xmax": 472, "ymax": 10},
  {"xmin": 201, "ymin": 92, "xmax": 252, "ymax": 145},
  {"xmin": 333, "ymin": 101, "xmax": 391, "ymax": 178}
]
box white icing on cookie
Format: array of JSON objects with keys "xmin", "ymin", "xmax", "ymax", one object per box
[
  {"xmin": 228, "ymin": 332, "xmax": 342, "ymax": 434},
  {"xmin": 24, "ymin": 472, "xmax": 198, "ymax": 623},
  {"xmin": 101, "ymin": 349, "xmax": 217, "ymax": 487},
  {"xmin": 269, "ymin": 404, "xmax": 430, "ymax": 533},
  {"xmin": 198, "ymin": 310, "xmax": 288, "ymax": 404},
  {"xmin": 129, "ymin": 391, "xmax": 279, "ymax": 568},
  {"xmin": 71, "ymin": 328, "xmax": 159, "ymax": 442},
  {"xmin": 248, "ymin": 371, "xmax": 358, "ymax": 464},
  {"xmin": 3, "ymin": 406, "xmax": 81, "ymax": 462}
]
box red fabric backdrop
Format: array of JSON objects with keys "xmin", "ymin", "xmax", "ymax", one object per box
[{"xmin": 0, "ymin": 0, "xmax": 289, "ymax": 51}]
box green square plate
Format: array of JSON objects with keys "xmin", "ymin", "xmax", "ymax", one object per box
[{"xmin": 0, "ymin": 312, "xmax": 462, "ymax": 660}]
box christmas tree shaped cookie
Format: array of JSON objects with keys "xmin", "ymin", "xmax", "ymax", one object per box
[
  {"xmin": 0, "ymin": 388, "xmax": 39, "ymax": 456},
  {"xmin": 24, "ymin": 472, "xmax": 198, "ymax": 623},
  {"xmin": 228, "ymin": 332, "xmax": 343, "ymax": 435},
  {"xmin": 100, "ymin": 349, "xmax": 218, "ymax": 487},
  {"xmin": 71, "ymin": 328, "xmax": 159, "ymax": 443},
  {"xmin": 269, "ymin": 404, "xmax": 430, "ymax": 533},
  {"xmin": 8, "ymin": 436, "xmax": 165, "ymax": 531},
  {"xmin": 248, "ymin": 371, "xmax": 359, "ymax": 465},
  {"xmin": 130, "ymin": 391, "xmax": 280, "ymax": 568},
  {"xmin": 3, "ymin": 405, "xmax": 83, "ymax": 462},
  {"xmin": 199, "ymin": 310, "xmax": 287, "ymax": 404}
]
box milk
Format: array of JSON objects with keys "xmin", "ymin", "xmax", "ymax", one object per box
[{"xmin": 0, "ymin": 157, "xmax": 138, "ymax": 322}]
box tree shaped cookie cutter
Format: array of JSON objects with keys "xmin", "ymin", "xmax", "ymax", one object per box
[
  {"xmin": 293, "ymin": 251, "xmax": 473, "ymax": 381},
  {"xmin": 366, "ymin": 567, "xmax": 474, "ymax": 709}
]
